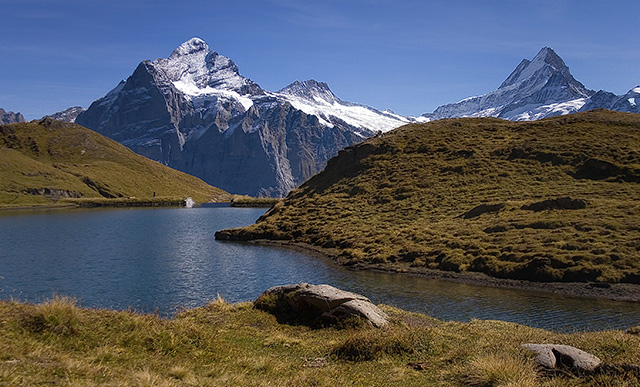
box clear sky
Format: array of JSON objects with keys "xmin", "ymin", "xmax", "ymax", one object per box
[{"xmin": 1, "ymin": 0, "xmax": 638, "ymax": 120}]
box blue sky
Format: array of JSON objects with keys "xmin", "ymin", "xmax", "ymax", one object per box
[{"xmin": 1, "ymin": 0, "xmax": 638, "ymax": 120}]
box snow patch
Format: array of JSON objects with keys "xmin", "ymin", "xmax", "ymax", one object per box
[
  {"xmin": 271, "ymin": 91, "xmax": 409, "ymax": 133},
  {"xmin": 173, "ymin": 78, "xmax": 253, "ymax": 110},
  {"xmin": 511, "ymin": 98, "xmax": 586, "ymax": 121}
]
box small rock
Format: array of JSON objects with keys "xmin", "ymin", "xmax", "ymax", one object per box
[
  {"xmin": 303, "ymin": 357, "xmax": 327, "ymax": 368},
  {"xmin": 521, "ymin": 343, "xmax": 602, "ymax": 374}
]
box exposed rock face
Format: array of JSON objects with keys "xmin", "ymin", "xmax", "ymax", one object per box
[
  {"xmin": 44, "ymin": 107, "xmax": 85, "ymax": 123},
  {"xmin": 0, "ymin": 108, "xmax": 26, "ymax": 124},
  {"xmin": 521, "ymin": 343, "xmax": 602, "ymax": 374},
  {"xmin": 254, "ymin": 283, "xmax": 389, "ymax": 328},
  {"xmin": 76, "ymin": 38, "xmax": 409, "ymax": 197}
]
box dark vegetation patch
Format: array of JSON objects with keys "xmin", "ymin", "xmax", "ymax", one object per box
[
  {"xmin": 459, "ymin": 203, "xmax": 505, "ymax": 219},
  {"xmin": 521, "ymin": 197, "xmax": 587, "ymax": 212},
  {"xmin": 218, "ymin": 110, "xmax": 640, "ymax": 284}
]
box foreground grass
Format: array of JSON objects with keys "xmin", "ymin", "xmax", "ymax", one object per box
[
  {"xmin": 219, "ymin": 110, "xmax": 640, "ymax": 284},
  {"xmin": 1, "ymin": 296, "xmax": 639, "ymax": 386}
]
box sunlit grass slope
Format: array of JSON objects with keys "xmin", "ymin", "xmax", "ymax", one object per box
[
  {"xmin": 0, "ymin": 118, "xmax": 230, "ymax": 208},
  {"xmin": 1, "ymin": 297, "xmax": 638, "ymax": 386},
  {"xmin": 219, "ymin": 110, "xmax": 640, "ymax": 284}
]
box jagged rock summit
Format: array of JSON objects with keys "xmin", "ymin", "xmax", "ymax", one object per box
[
  {"xmin": 0, "ymin": 108, "xmax": 26, "ymax": 124},
  {"xmin": 44, "ymin": 106, "xmax": 85, "ymax": 123},
  {"xmin": 423, "ymin": 47, "xmax": 595, "ymax": 121},
  {"xmin": 76, "ymin": 38, "xmax": 410, "ymax": 197}
]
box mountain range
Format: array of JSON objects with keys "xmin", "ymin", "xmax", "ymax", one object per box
[
  {"xmin": 6, "ymin": 41, "xmax": 636, "ymax": 196},
  {"xmin": 75, "ymin": 38, "xmax": 412, "ymax": 196},
  {"xmin": 421, "ymin": 47, "xmax": 639, "ymax": 121}
]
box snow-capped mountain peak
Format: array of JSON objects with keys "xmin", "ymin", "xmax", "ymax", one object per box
[
  {"xmin": 272, "ymin": 79, "xmax": 411, "ymax": 134},
  {"xmin": 153, "ymin": 38, "xmax": 261, "ymax": 98},
  {"xmin": 499, "ymin": 46, "xmax": 568, "ymax": 89},
  {"xmin": 424, "ymin": 46, "xmax": 594, "ymax": 121},
  {"xmin": 278, "ymin": 80, "xmax": 339, "ymax": 104},
  {"xmin": 76, "ymin": 38, "xmax": 412, "ymax": 197},
  {"xmin": 169, "ymin": 37, "xmax": 209, "ymax": 58}
]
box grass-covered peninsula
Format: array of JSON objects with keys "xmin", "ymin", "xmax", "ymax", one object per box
[
  {"xmin": 217, "ymin": 110, "xmax": 640, "ymax": 287},
  {"xmin": 0, "ymin": 118, "xmax": 230, "ymax": 209},
  {"xmin": 1, "ymin": 296, "xmax": 639, "ymax": 386}
]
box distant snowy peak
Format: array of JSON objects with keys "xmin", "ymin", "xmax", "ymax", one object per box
[
  {"xmin": 44, "ymin": 106, "xmax": 85, "ymax": 123},
  {"xmin": 273, "ymin": 79, "xmax": 411, "ymax": 134},
  {"xmin": 278, "ymin": 80, "xmax": 339, "ymax": 104},
  {"xmin": 152, "ymin": 37, "xmax": 262, "ymax": 99},
  {"xmin": 580, "ymin": 86, "xmax": 640, "ymax": 114},
  {"xmin": 424, "ymin": 46, "xmax": 595, "ymax": 121},
  {"xmin": 624, "ymin": 86, "xmax": 640, "ymax": 106},
  {"xmin": 169, "ymin": 37, "xmax": 209, "ymax": 58},
  {"xmin": 499, "ymin": 47, "xmax": 569, "ymax": 89}
]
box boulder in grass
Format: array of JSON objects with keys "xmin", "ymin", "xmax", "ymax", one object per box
[
  {"xmin": 254, "ymin": 283, "xmax": 389, "ymax": 328},
  {"xmin": 521, "ymin": 343, "xmax": 602, "ymax": 374}
]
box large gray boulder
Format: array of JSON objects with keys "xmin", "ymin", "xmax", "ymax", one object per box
[
  {"xmin": 521, "ymin": 343, "xmax": 602, "ymax": 374},
  {"xmin": 255, "ymin": 283, "xmax": 389, "ymax": 328}
]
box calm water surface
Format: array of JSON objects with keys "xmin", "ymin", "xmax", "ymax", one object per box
[{"xmin": 0, "ymin": 206, "xmax": 638, "ymax": 332}]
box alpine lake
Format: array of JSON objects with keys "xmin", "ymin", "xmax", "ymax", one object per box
[{"xmin": 0, "ymin": 205, "xmax": 638, "ymax": 332}]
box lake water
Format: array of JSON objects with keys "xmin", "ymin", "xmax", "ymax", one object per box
[{"xmin": 0, "ymin": 206, "xmax": 638, "ymax": 332}]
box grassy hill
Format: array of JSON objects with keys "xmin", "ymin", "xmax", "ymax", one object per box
[
  {"xmin": 0, "ymin": 118, "xmax": 230, "ymax": 208},
  {"xmin": 217, "ymin": 110, "xmax": 640, "ymax": 284}
]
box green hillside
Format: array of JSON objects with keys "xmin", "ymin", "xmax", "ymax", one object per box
[
  {"xmin": 0, "ymin": 118, "xmax": 230, "ymax": 208},
  {"xmin": 218, "ymin": 110, "xmax": 640, "ymax": 284}
]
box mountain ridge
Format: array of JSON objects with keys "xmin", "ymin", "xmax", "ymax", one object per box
[
  {"xmin": 72, "ymin": 42, "xmax": 638, "ymax": 196},
  {"xmin": 76, "ymin": 38, "xmax": 410, "ymax": 197},
  {"xmin": 423, "ymin": 47, "xmax": 595, "ymax": 121}
]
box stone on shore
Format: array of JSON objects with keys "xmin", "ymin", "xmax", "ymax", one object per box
[
  {"xmin": 521, "ymin": 343, "xmax": 602, "ymax": 374},
  {"xmin": 254, "ymin": 283, "xmax": 390, "ymax": 328}
]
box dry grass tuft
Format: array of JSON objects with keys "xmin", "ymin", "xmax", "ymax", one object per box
[{"xmin": 464, "ymin": 354, "xmax": 538, "ymax": 387}]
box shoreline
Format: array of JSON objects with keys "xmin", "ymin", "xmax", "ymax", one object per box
[
  {"xmin": 246, "ymin": 239, "xmax": 640, "ymax": 303},
  {"xmin": 0, "ymin": 198, "xmax": 193, "ymax": 212}
]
